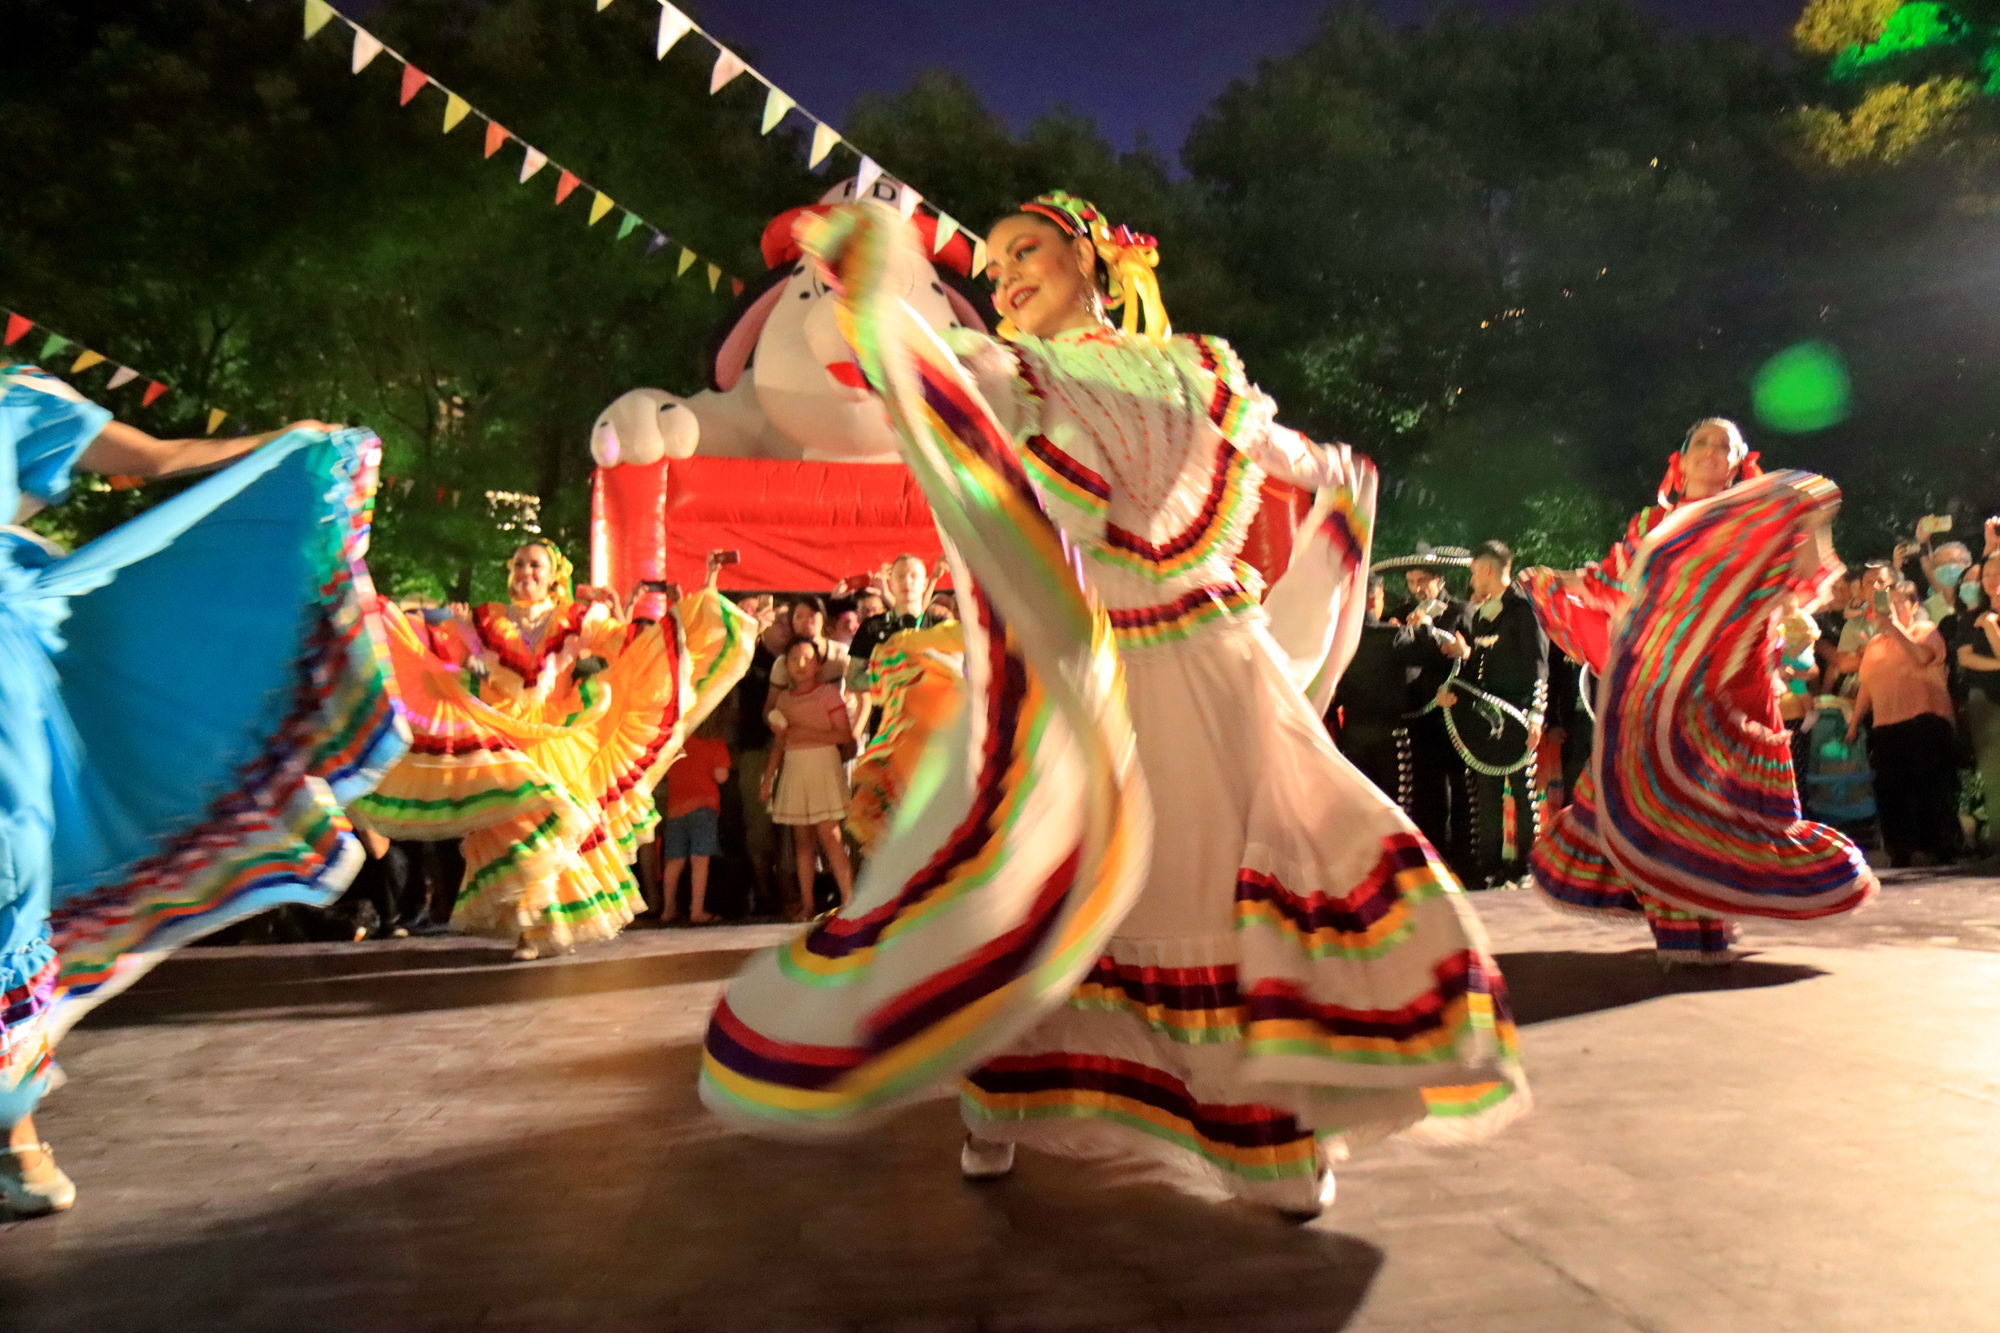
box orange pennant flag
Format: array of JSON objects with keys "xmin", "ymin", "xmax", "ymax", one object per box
[
  {"xmin": 205, "ymin": 408, "xmax": 227, "ymax": 435},
  {"xmin": 142, "ymin": 381, "xmax": 169, "ymax": 407},
  {"xmin": 69, "ymin": 349, "xmax": 106, "ymax": 374},
  {"xmin": 554, "ymin": 170, "xmax": 581, "ymax": 205},
  {"xmin": 483, "ymin": 121, "xmax": 507, "ymax": 158}
]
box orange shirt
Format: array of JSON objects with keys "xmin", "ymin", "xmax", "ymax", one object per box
[
  {"xmin": 1858, "ymin": 624, "xmax": 1952, "ymax": 729},
  {"xmin": 663, "ymin": 737, "xmax": 731, "ymax": 818}
]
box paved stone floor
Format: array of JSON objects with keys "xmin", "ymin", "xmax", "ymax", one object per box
[{"xmin": 5, "ymin": 872, "xmax": 2000, "ymax": 1332}]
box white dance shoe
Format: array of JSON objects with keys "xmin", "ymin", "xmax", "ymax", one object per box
[
  {"xmin": 959, "ymin": 1136, "xmax": 1016, "ymax": 1180},
  {"xmin": 0, "ymin": 1142, "xmax": 77, "ymax": 1218}
]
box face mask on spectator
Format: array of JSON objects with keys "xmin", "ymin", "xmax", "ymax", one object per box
[
  {"xmin": 1961, "ymin": 581, "xmax": 1983, "ymax": 608},
  {"xmin": 1936, "ymin": 562, "xmax": 1969, "ymax": 591}
]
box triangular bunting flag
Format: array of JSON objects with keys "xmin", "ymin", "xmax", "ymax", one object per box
[
  {"xmin": 442, "ymin": 93, "xmax": 471, "ymax": 133},
  {"xmin": 39, "ymin": 331, "xmax": 70, "ymax": 360},
  {"xmin": 483, "ymin": 120, "xmax": 507, "ymax": 158},
  {"xmin": 142, "ymin": 381, "xmax": 168, "ymax": 407},
  {"xmin": 519, "ymin": 146, "xmax": 549, "ymax": 182},
  {"xmin": 854, "ymin": 156, "xmax": 883, "ymax": 200},
  {"xmin": 596, "ymin": 0, "xmax": 616, "ymax": 9},
  {"xmin": 710, "ymin": 50, "xmax": 747, "ymax": 94},
  {"xmin": 617, "ymin": 212, "xmax": 642, "ymax": 240},
  {"xmin": 106, "ymin": 366, "xmax": 139, "ymax": 390},
  {"xmin": 934, "ymin": 213, "xmax": 961, "ymax": 255},
  {"xmin": 205, "ymin": 408, "xmax": 227, "ymax": 435},
  {"xmin": 588, "ymin": 192, "xmax": 615, "ymax": 226},
  {"xmin": 554, "ymin": 170, "xmax": 581, "ymax": 205},
  {"xmin": 2, "ymin": 313, "xmax": 30, "ymax": 346},
  {"xmin": 656, "ymin": 4, "xmax": 693, "ymax": 59},
  {"xmin": 731, "ymin": 278, "xmax": 745, "ymax": 296},
  {"xmin": 808, "ymin": 122, "xmax": 839, "ymax": 168},
  {"xmin": 897, "ymin": 187, "xmax": 922, "ymax": 221},
  {"xmin": 676, "ymin": 247, "xmax": 697, "ymax": 276},
  {"xmin": 399, "ymin": 64, "xmax": 427, "ymax": 106},
  {"xmin": 351, "ymin": 29, "xmax": 383, "ymax": 72},
  {"xmin": 970, "ymin": 236, "xmax": 988, "ymax": 276},
  {"xmin": 646, "ymin": 231, "xmax": 669, "ymax": 255},
  {"xmin": 70, "ymin": 349, "xmax": 106, "ymax": 374},
  {"xmin": 760, "ymin": 88, "xmax": 795, "ymax": 134},
  {"xmin": 303, "ymin": 0, "xmax": 335, "ymax": 40},
  {"xmin": 706, "ymin": 263, "xmax": 721, "ymax": 291}
]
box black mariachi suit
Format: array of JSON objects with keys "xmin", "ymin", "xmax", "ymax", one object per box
[
  {"xmin": 1395, "ymin": 595, "xmax": 1473, "ymax": 874},
  {"xmin": 1328, "ymin": 616, "xmax": 1425, "ymax": 802},
  {"xmin": 1458, "ymin": 587, "xmax": 1549, "ymax": 887}
]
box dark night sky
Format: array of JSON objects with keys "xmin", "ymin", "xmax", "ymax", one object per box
[{"xmin": 689, "ymin": 0, "xmax": 1807, "ymax": 153}]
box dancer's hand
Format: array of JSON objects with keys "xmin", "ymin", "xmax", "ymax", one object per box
[{"xmin": 1437, "ymin": 688, "xmax": 1459, "ymax": 709}]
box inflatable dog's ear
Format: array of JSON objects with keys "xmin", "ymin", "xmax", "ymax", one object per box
[{"xmin": 708, "ymin": 267, "xmax": 791, "ymax": 393}]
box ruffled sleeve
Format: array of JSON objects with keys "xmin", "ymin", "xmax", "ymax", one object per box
[
  {"xmin": 2, "ymin": 365, "xmax": 112, "ymax": 513},
  {"xmin": 940, "ymin": 327, "xmax": 1041, "ymax": 442},
  {"xmin": 1172, "ymin": 335, "xmax": 1350, "ymax": 491}
]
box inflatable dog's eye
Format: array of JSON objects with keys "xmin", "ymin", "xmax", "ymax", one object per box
[
  {"xmin": 932, "ymin": 282, "xmax": 945, "ymax": 294},
  {"xmin": 659, "ymin": 403, "xmax": 678, "ymax": 413}
]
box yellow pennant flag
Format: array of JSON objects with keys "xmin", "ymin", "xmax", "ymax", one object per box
[
  {"xmin": 69, "ymin": 349, "xmax": 106, "ymax": 374},
  {"xmin": 677, "ymin": 247, "xmax": 697, "ymax": 277},
  {"xmin": 442, "ymin": 93, "xmax": 471, "ymax": 133},
  {"xmin": 808, "ymin": 122, "xmax": 839, "ymax": 169},
  {"xmin": 706, "ymin": 263, "xmax": 721, "ymax": 291},
  {"xmin": 596, "ymin": 0, "xmax": 617, "ymax": 8},
  {"xmin": 205, "ymin": 408, "xmax": 227, "ymax": 435},
  {"xmin": 760, "ymin": 88, "xmax": 795, "ymax": 135},
  {"xmin": 589, "ymin": 192, "xmax": 615, "ymax": 226},
  {"xmin": 934, "ymin": 213, "xmax": 961, "ymax": 256},
  {"xmin": 303, "ymin": 0, "xmax": 336, "ymax": 40}
]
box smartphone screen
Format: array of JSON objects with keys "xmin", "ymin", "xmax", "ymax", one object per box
[{"xmin": 714, "ymin": 550, "xmax": 741, "ymax": 565}]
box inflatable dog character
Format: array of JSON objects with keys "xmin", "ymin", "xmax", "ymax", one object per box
[{"xmin": 592, "ymin": 178, "xmax": 989, "ymax": 469}]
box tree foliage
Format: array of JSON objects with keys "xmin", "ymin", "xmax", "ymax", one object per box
[{"xmin": 4, "ymin": 0, "xmax": 1998, "ymax": 588}]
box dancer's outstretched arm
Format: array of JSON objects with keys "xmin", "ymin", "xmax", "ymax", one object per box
[{"xmin": 80, "ymin": 416, "xmax": 337, "ymax": 479}]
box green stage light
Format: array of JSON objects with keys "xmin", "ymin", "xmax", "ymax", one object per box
[{"xmin": 1751, "ymin": 341, "xmax": 1852, "ymax": 433}]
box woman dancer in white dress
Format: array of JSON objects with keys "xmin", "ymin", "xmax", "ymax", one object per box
[{"xmin": 700, "ymin": 193, "xmax": 1525, "ymax": 1218}]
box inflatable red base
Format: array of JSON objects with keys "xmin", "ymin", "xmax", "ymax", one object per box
[{"xmin": 594, "ymin": 456, "xmax": 1309, "ymax": 596}]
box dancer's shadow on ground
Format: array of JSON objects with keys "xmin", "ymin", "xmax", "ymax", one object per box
[
  {"xmin": 6, "ymin": 1044, "xmax": 1386, "ymax": 1333},
  {"xmin": 1497, "ymin": 949, "xmax": 1827, "ymax": 1026},
  {"xmin": 78, "ymin": 943, "xmax": 764, "ymax": 1028}
]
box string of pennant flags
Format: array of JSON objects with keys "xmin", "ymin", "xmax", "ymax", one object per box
[
  {"xmin": 589, "ymin": 0, "xmax": 988, "ymax": 273},
  {"xmin": 2, "ymin": 306, "xmax": 235, "ymax": 436},
  {"xmin": 300, "ymin": 0, "xmax": 747, "ymax": 295}
]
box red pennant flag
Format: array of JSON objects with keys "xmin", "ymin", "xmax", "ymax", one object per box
[
  {"xmin": 554, "ymin": 169, "xmax": 581, "ymax": 205},
  {"xmin": 731, "ymin": 278, "xmax": 745, "ymax": 296},
  {"xmin": 2, "ymin": 313, "xmax": 30, "ymax": 346},
  {"xmin": 399, "ymin": 64, "xmax": 427, "ymax": 106},
  {"xmin": 142, "ymin": 381, "xmax": 168, "ymax": 406},
  {"xmin": 483, "ymin": 121, "xmax": 507, "ymax": 159}
]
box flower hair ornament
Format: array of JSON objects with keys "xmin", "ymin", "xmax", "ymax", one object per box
[
  {"xmin": 1008, "ymin": 190, "xmax": 1172, "ymax": 342},
  {"xmin": 1657, "ymin": 416, "xmax": 1761, "ymax": 508}
]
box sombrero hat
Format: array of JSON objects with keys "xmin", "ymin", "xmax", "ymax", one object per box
[{"xmin": 1371, "ymin": 543, "xmax": 1472, "ymax": 575}]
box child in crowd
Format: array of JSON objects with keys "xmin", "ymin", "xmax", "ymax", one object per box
[
  {"xmin": 762, "ymin": 639, "xmax": 856, "ymax": 920},
  {"xmin": 658, "ymin": 714, "xmax": 732, "ymax": 925}
]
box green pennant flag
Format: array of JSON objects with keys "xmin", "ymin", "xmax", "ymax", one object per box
[
  {"xmin": 617, "ymin": 211, "xmax": 642, "ymax": 240},
  {"xmin": 39, "ymin": 330, "xmax": 71, "ymax": 361}
]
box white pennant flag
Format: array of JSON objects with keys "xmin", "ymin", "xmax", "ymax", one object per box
[
  {"xmin": 897, "ymin": 186, "xmax": 923, "ymax": 220},
  {"xmin": 519, "ymin": 146, "xmax": 549, "ymax": 182},
  {"xmin": 106, "ymin": 366, "xmax": 139, "ymax": 391},
  {"xmin": 655, "ymin": 3, "xmax": 693, "ymax": 59},
  {"xmin": 760, "ymin": 88, "xmax": 795, "ymax": 135},
  {"xmin": 710, "ymin": 49, "xmax": 747, "ymax": 93},
  {"xmin": 854, "ymin": 156, "xmax": 884, "ymax": 201},
  {"xmin": 808, "ymin": 122, "xmax": 840, "ymax": 168},
  {"xmin": 351, "ymin": 29, "xmax": 384, "ymax": 73},
  {"xmin": 596, "ymin": 0, "xmax": 616, "ymax": 9},
  {"xmin": 934, "ymin": 214, "xmax": 961, "ymax": 255},
  {"xmin": 970, "ymin": 236, "xmax": 988, "ymax": 276}
]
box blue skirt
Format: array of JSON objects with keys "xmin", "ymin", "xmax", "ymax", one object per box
[{"xmin": 0, "ymin": 426, "xmax": 405, "ymax": 1123}]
